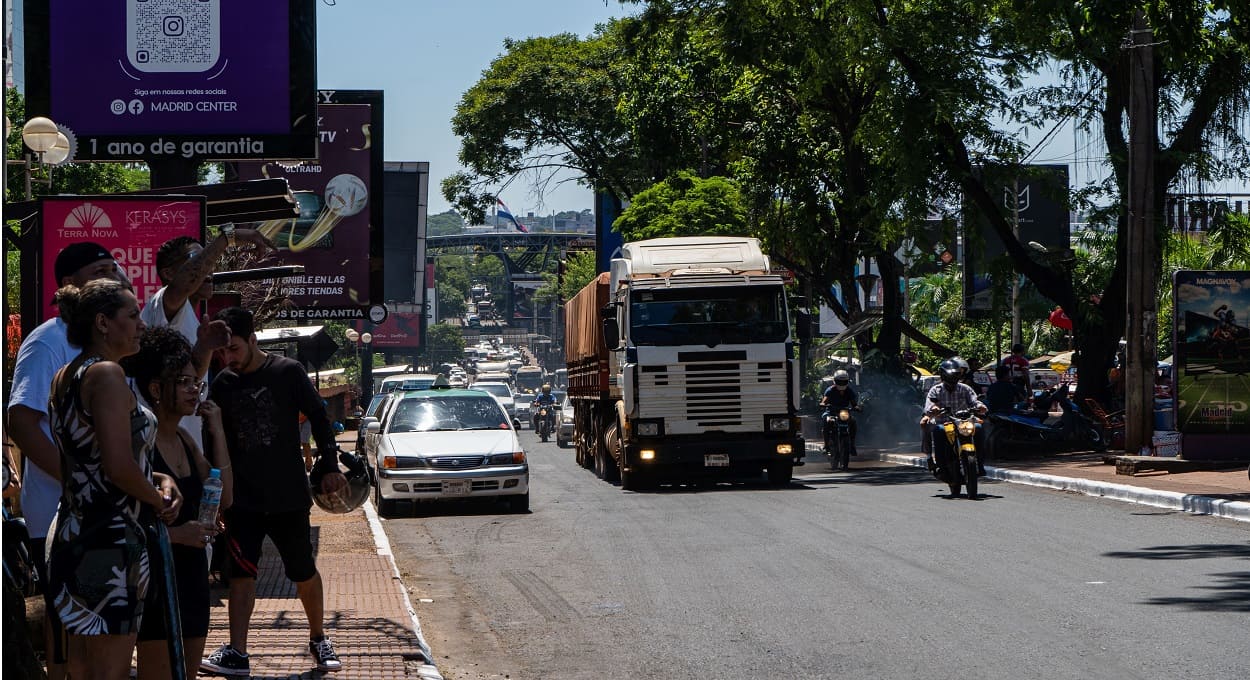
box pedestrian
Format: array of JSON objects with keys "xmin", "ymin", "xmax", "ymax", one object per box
[
  {"xmin": 45, "ymin": 279, "xmax": 183, "ymax": 680},
  {"xmin": 6, "ymin": 242, "xmax": 129, "ymax": 680},
  {"xmin": 140, "ymin": 227, "xmax": 274, "ymax": 451},
  {"xmin": 122, "ymin": 327, "xmax": 233, "ymax": 680},
  {"xmin": 1004, "ymin": 343, "xmax": 1030, "ymax": 387},
  {"xmin": 200, "ymin": 307, "xmax": 347, "ymax": 676},
  {"xmin": 985, "ymin": 365, "xmax": 1025, "ymax": 414}
]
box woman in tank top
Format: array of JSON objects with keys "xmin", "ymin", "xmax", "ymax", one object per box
[
  {"xmin": 46, "ymin": 280, "xmax": 183, "ymax": 679},
  {"xmin": 123, "ymin": 326, "xmax": 233, "ymax": 680}
]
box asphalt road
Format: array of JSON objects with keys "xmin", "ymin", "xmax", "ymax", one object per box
[{"xmin": 382, "ymin": 430, "xmax": 1250, "ymax": 680}]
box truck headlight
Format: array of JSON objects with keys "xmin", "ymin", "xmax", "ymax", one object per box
[
  {"xmin": 635, "ymin": 420, "xmax": 662, "ymax": 437},
  {"xmin": 767, "ymin": 416, "xmax": 791, "ymax": 432}
]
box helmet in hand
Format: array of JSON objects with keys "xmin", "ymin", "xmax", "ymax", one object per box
[{"xmin": 311, "ymin": 450, "xmax": 372, "ymax": 514}]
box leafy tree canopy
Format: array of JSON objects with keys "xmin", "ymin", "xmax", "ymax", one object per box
[{"xmin": 613, "ymin": 171, "xmax": 748, "ymax": 241}]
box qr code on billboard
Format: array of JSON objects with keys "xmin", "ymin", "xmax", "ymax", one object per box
[{"xmin": 127, "ymin": 0, "xmax": 221, "ymax": 73}]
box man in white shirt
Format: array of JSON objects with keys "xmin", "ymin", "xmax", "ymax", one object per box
[
  {"xmin": 7, "ymin": 242, "xmax": 130, "ymax": 679},
  {"xmin": 139, "ymin": 226, "xmax": 275, "ymax": 449}
]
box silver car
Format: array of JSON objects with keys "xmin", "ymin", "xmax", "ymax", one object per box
[
  {"xmin": 369, "ymin": 388, "xmax": 530, "ymax": 515},
  {"xmin": 556, "ymin": 394, "xmax": 575, "ymax": 448}
]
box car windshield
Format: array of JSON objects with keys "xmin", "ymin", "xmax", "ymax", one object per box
[
  {"xmin": 386, "ymin": 395, "xmax": 510, "ymax": 432},
  {"xmin": 629, "ymin": 286, "xmax": 789, "ymax": 346},
  {"xmin": 474, "ymin": 383, "xmax": 512, "ymax": 399}
]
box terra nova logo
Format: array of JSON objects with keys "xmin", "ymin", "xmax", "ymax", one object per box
[{"xmin": 63, "ymin": 202, "xmax": 113, "ymax": 231}]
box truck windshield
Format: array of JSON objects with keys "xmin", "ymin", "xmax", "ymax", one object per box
[{"xmin": 629, "ymin": 287, "xmax": 789, "ymax": 346}]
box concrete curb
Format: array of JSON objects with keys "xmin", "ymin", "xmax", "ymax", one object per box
[
  {"xmin": 804, "ymin": 444, "xmax": 1250, "ymax": 523},
  {"xmin": 362, "ymin": 499, "xmax": 445, "ymax": 680}
]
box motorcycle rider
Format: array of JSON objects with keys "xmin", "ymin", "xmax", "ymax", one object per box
[
  {"xmin": 819, "ymin": 369, "xmax": 859, "ymax": 456},
  {"xmin": 532, "ymin": 384, "xmax": 558, "ymax": 433},
  {"xmin": 922, "ymin": 357, "xmax": 987, "ymax": 478}
]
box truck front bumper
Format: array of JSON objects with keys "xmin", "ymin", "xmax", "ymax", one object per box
[{"xmin": 624, "ymin": 433, "xmax": 804, "ymax": 477}]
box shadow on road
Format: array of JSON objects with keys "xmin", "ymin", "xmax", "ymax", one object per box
[
  {"xmin": 1102, "ymin": 543, "xmax": 1250, "ymax": 560},
  {"xmin": 1102, "ymin": 543, "xmax": 1250, "ymax": 613},
  {"xmin": 1139, "ymin": 571, "xmax": 1250, "ymax": 612}
]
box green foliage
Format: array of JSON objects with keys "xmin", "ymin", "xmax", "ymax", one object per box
[
  {"xmin": 560, "ymin": 250, "xmax": 600, "ymax": 301},
  {"xmin": 444, "ymin": 28, "xmax": 644, "ymax": 221},
  {"xmin": 613, "ymin": 172, "xmax": 748, "ymax": 241},
  {"xmin": 427, "ymin": 210, "xmax": 466, "ymax": 236},
  {"xmin": 426, "ymin": 323, "xmax": 466, "ymax": 366}
]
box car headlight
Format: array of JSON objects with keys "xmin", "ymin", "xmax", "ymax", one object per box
[
  {"xmin": 635, "ymin": 420, "xmax": 662, "ymax": 437},
  {"xmin": 957, "ymin": 421, "xmax": 976, "ymax": 438},
  {"xmin": 767, "ymin": 416, "xmax": 791, "ymax": 432},
  {"xmin": 488, "ymin": 451, "xmax": 526, "ymax": 465}
]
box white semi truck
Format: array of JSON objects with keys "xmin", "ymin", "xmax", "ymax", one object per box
[{"xmin": 565, "ymin": 236, "xmax": 803, "ymax": 489}]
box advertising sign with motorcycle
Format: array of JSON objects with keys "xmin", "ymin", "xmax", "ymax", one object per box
[{"xmin": 1172, "ymin": 270, "xmax": 1250, "ymax": 446}]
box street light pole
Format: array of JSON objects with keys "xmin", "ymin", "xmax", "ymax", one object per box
[{"xmin": 345, "ymin": 329, "xmax": 375, "ymax": 407}]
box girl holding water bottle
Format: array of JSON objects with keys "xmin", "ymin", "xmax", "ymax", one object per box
[{"xmin": 123, "ymin": 327, "xmax": 233, "ymax": 680}]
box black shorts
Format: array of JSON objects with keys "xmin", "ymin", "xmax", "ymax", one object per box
[
  {"xmin": 223, "ymin": 508, "xmax": 317, "ymax": 583},
  {"xmin": 138, "ymin": 543, "xmax": 210, "ymax": 640}
]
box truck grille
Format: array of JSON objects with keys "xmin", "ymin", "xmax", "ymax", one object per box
[{"xmin": 638, "ymin": 361, "xmax": 787, "ymax": 430}]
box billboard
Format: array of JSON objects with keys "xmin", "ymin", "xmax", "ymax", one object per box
[
  {"xmin": 351, "ymin": 312, "xmax": 423, "ymax": 349},
  {"xmin": 40, "ymin": 195, "xmax": 206, "ymax": 321},
  {"xmin": 1173, "ymin": 271, "xmax": 1250, "ymax": 452},
  {"xmin": 235, "ymin": 91, "xmax": 384, "ymax": 320},
  {"xmin": 23, "ymin": 0, "xmax": 317, "ymax": 161},
  {"xmin": 382, "ymin": 162, "xmax": 429, "ymax": 303},
  {"xmin": 963, "ymin": 165, "xmax": 1070, "ymax": 318}
]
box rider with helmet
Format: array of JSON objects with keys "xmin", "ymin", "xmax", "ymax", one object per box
[
  {"xmin": 922, "ymin": 357, "xmax": 987, "ymax": 478},
  {"xmin": 532, "ymin": 384, "xmax": 558, "ymax": 432},
  {"xmin": 820, "ymin": 369, "xmax": 860, "ymax": 455}
]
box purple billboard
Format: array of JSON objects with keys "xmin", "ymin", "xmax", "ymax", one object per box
[
  {"xmin": 23, "ymin": 0, "xmax": 317, "ymax": 160},
  {"xmin": 234, "ymin": 92, "xmax": 384, "ymax": 320}
]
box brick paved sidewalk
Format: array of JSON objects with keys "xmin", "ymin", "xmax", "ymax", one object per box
[{"xmin": 200, "ymin": 505, "xmax": 441, "ymax": 679}]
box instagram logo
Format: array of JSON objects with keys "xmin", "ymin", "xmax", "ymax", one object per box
[{"xmin": 162, "ymin": 15, "xmax": 184, "ymax": 36}]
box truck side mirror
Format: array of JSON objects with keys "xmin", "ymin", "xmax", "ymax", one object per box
[{"xmin": 602, "ymin": 318, "xmax": 621, "ymax": 350}]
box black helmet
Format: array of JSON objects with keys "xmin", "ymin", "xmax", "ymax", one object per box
[
  {"xmin": 311, "ymin": 449, "xmax": 372, "ymax": 514},
  {"xmin": 939, "ymin": 358, "xmax": 962, "ymax": 385}
]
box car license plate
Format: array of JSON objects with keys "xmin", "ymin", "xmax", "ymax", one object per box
[
  {"xmin": 442, "ymin": 480, "xmax": 471, "ymax": 496},
  {"xmin": 704, "ymin": 454, "xmax": 730, "ymax": 467}
]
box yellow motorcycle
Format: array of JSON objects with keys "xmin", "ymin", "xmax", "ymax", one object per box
[{"xmin": 931, "ymin": 408, "xmax": 983, "ymax": 499}]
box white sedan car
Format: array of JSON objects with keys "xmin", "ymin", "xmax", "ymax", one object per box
[{"xmin": 369, "ymin": 387, "xmax": 529, "ymax": 515}]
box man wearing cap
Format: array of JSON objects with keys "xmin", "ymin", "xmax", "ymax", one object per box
[
  {"xmin": 6, "ymin": 242, "xmax": 129, "ymax": 680},
  {"xmin": 138, "ymin": 226, "xmax": 274, "ymax": 449}
]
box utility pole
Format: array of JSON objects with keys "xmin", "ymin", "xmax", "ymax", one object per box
[
  {"xmin": 1124, "ymin": 11, "xmax": 1158, "ymax": 453},
  {"xmin": 1011, "ymin": 177, "xmax": 1022, "ymax": 347}
]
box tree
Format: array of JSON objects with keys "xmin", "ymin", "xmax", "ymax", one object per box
[
  {"xmin": 427, "ymin": 210, "xmax": 466, "ymax": 236},
  {"xmin": 426, "ymin": 323, "xmax": 466, "ymax": 368},
  {"xmin": 444, "ymin": 29, "xmax": 648, "ymax": 222},
  {"xmin": 613, "ymin": 172, "xmax": 748, "ymax": 240},
  {"xmin": 866, "ymin": 0, "xmax": 1250, "ymax": 400}
]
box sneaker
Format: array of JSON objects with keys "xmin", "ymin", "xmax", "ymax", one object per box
[
  {"xmin": 310, "ymin": 635, "xmax": 342, "ymax": 671},
  {"xmin": 201, "ymin": 644, "xmax": 250, "ymax": 676}
]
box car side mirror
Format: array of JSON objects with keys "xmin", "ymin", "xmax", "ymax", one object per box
[
  {"xmin": 361, "ymin": 416, "xmax": 377, "ymax": 428},
  {"xmin": 366, "ymin": 421, "xmax": 381, "ymax": 434}
]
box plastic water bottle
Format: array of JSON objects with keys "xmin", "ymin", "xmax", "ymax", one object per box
[{"xmin": 197, "ymin": 468, "xmax": 224, "ymax": 527}]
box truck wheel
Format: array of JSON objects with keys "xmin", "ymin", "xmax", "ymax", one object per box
[
  {"xmin": 596, "ymin": 446, "xmax": 619, "ymax": 483},
  {"xmin": 766, "ymin": 462, "xmax": 793, "ymax": 487}
]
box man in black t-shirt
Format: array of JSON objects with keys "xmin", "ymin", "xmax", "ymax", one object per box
[
  {"xmin": 985, "ymin": 365, "xmax": 1026, "ymax": 414},
  {"xmin": 201, "ymin": 308, "xmax": 347, "ymax": 676}
]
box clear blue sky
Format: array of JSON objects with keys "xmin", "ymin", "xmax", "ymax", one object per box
[{"xmin": 316, "ymin": 0, "xmax": 630, "ymax": 219}]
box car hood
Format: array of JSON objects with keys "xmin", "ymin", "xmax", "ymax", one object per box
[{"xmin": 384, "ymin": 430, "xmax": 519, "ymax": 456}]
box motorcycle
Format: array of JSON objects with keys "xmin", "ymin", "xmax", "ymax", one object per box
[
  {"xmin": 984, "ymin": 384, "xmax": 1106, "ymax": 458},
  {"xmin": 929, "ymin": 408, "xmax": 983, "ymax": 499},
  {"xmin": 535, "ymin": 405, "xmax": 554, "ymax": 442},
  {"xmin": 823, "ymin": 407, "xmax": 858, "ymax": 471}
]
